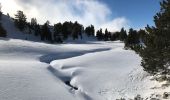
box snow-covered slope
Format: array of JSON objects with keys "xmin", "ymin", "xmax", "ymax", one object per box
[
  {"xmin": 1, "ymin": 14, "xmax": 41, "ymax": 42},
  {"xmin": 0, "ymin": 38, "xmax": 169, "ymax": 100}
]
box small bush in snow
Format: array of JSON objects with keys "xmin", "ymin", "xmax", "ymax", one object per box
[{"xmin": 134, "ymin": 95, "xmax": 143, "ymax": 100}]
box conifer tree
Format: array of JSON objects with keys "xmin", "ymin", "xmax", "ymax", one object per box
[
  {"xmin": 111, "ymin": 32, "xmax": 119, "ymax": 41},
  {"xmin": 72, "ymin": 21, "xmax": 82, "ymax": 40},
  {"xmin": 41, "ymin": 21, "xmax": 52, "ymax": 42},
  {"xmin": 138, "ymin": 29, "xmax": 147, "ymax": 42},
  {"xmin": 85, "ymin": 25, "xmax": 95, "ymax": 37},
  {"xmin": 119, "ymin": 28, "xmax": 127, "ymax": 41},
  {"xmin": 125, "ymin": 28, "xmax": 139, "ymax": 47},
  {"xmin": 0, "ymin": 23, "xmax": 7, "ymax": 37},
  {"xmin": 54, "ymin": 23, "xmax": 63, "ymax": 42},
  {"xmin": 104, "ymin": 28, "xmax": 110, "ymax": 41},
  {"xmin": 96, "ymin": 29, "xmax": 103, "ymax": 40},
  {"xmin": 14, "ymin": 10, "xmax": 27, "ymax": 31},
  {"xmin": 140, "ymin": 0, "xmax": 170, "ymax": 74}
]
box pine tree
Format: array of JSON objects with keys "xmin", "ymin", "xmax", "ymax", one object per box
[
  {"xmin": 14, "ymin": 10, "xmax": 27, "ymax": 31},
  {"xmin": 138, "ymin": 29, "xmax": 147, "ymax": 43},
  {"xmin": 54, "ymin": 23, "xmax": 63, "ymax": 42},
  {"xmin": 96, "ymin": 29, "xmax": 103, "ymax": 40},
  {"xmin": 0, "ymin": 23, "xmax": 7, "ymax": 37},
  {"xmin": 72, "ymin": 21, "xmax": 82, "ymax": 40},
  {"xmin": 125, "ymin": 28, "xmax": 139, "ymax": 48},
  {"xmin": 31, "ymin": 18, "xmax": 37, "ymax": 28},
  {"xmin": 104, "ymin": 29, "xmax": 110, "ymax": 41},
  {"xmin": 62, "ymin": 21, "xmax": 72, "ymax": 40},
  {"xmin": 140, "ymin": 0, "xmax": 170, "ymax": 74},
  {"xmin": 111, "ymin": 32, "xmax": 119, "ymax": 41},
  {"xmin": 41, "ymin": 21, "xmax": 52, "ymax": 42},
  {"xmin": 85, "ymin": 25, "xmax": 95, "ymax": 37},
  {"xmin": 34, "ymin": 24, "xmax": 41, "ymax": 36},
  {"xmin": 119, "ymin": 28, "xmax": 127, "ymax": 41}
]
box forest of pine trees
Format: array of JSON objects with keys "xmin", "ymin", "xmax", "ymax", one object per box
[{"xmin": 12, "ymin": 10, "xmax": 96, "ymax": 43}]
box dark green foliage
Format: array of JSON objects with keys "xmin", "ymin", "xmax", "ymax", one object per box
[
  {"xmin": 53, "ymin": 23, "xmax": 63, "ymax": 42},
  {"xmin": 34, "ymin": 24, "xmax": 41, "ymax": 36},
  {"xmin": 53, "ymin": 21, "xmax": 83, "ymax": 41},
  {"xmin": 62, "ymin": 21, "xmax": 73, "ymax": 40},
  {"xmin": 138, "ymin": 29, "xmax": 147, "ymax": 42},
  {"xmin": 96, "ymin": 29, "xmax": 103, "ymax": 40},
  {"xmin": 104, "ymin": 29, "xmax": 111, "ymax": 41},
  {"xmin": 125, "ymin": 28, "xmax": 140, "ymax": 48},
  {"xmin": 119, "ymin": 28, "xmax": 127, "ymax": 41},
  {"xmin": 139, "ymin": 0, "xmax": 170, "ymax": 74},
  {"xmin": 111, "ymin": 32, "xmax": 119, "ymax": 41},
  {"xmin": 41, "ymin": 21, "xmax": 52, "ymax": 42},
  {"xmin": 85, "ymin": 25, "xmax": 95, "ymax": 37},
  {"xmin": 14, "ymin": 10, "xmax": 27, "ymax": 31},
  {"xmin": 29, "ymin": 18, "xmax": 41, "ymax": 36},
  {"xmin": 0, "ymin": 23, "xmax": 7, "ymax": 37},
  {"xmin": 72, "ymin": 21, "xmax": 83, "ymax": 40}
]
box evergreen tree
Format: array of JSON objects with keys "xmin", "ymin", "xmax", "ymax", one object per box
[
  {"xmin": 31, "ymin": 18, "xmax": 37, "ymax": 28},
  {"xmin": 62, "ymin": 21, "xmax": 72, "ymax": 40},
  {"xmin": 138, "ymin": 29, "xmax": 147, "ymax": 43},
  {"xmin": 54, "ymin": 23, "xmax": 63, "ymax": 42},
  {"xmin": 96, "ymin": 28, "xmax": 103, "ymax": 40},
  {"xmin": 41, "ymin": 21, "xmax": 52, "ymax": 42},
  {"xmin": 72, "ymin": 21, "xmax": 82, "ymax": 40},
  {"xmin": 111, "ymin": 32, "xmax": 119, "ymax": 41},
  {"xmin": 34, "ymin": 24, "xmax": 41, "ymax": 36},
  {"xmin": 119, "ymin": 28, "xmax": 127, "ymax": 41},
  {"xmin": 85, "ymin": 25, "xmax": 95, "ymax": 37},
  {"xmin": 125, "ymin": 28, "xmax": 139, "ymax": 47},
  {"xmin": 104, "ymin": 28, "xmax": 110, "ymax": 41},
  {"xmin": 14, "ymin": 10, "xmax": 27, "ymax": 31},
  {"xmin": 140, "ymin": 0, "xmax": 170, "ymax": 74},
  {"xmin": 0, "ymin": 23, "xmax": 7, "ymax": 37}
]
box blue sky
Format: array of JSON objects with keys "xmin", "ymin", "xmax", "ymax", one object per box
[
  {"xmin": 100, "ymin": 0, "xmax": 160, "ymax": 28},
  {"xmin": 0, "ymin": 0, "xmax": 161, "ymax": 31}
]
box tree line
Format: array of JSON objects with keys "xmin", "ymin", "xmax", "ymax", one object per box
[{"xmin": 13, "ymin": 10, "xmax": 95, "ymax": 43}]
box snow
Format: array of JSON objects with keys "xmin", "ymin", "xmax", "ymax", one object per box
[
  {"xmin": 0, "ymin": 38, "xmax": 168, "ymax": 100},
  {"xmin": 0, "ymin": 14, "xmax": 169, "ymax": 100}
]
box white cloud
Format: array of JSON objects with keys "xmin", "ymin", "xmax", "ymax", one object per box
[
  {"xmin": 0, "ymin": 0, "xmax": 130, "ymax": 32},
  {"xmin": 100, "ymin": 17, "xmax": 130, "ymax": 32}
]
